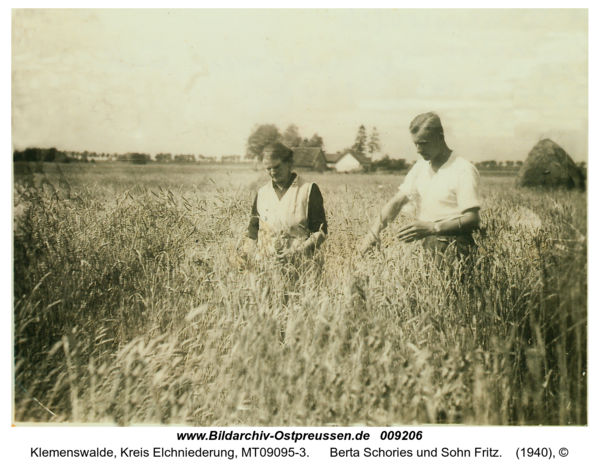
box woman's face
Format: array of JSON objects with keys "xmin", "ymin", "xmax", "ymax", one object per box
[{"xmin": 263, "ymin": 157, "xmax": 293, "ymax": 186}]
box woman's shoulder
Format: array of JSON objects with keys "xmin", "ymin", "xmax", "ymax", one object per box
[{"xmin": 257, "ymin": 180, "xmax": 273, "ymax": 192}]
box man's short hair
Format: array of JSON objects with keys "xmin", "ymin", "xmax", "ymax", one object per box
[
  {"xmin": 409, "ymin": 112, "xmax": 444, "ymax": 139},
  {"xmin": 262, "ymin": 142, "xmax": 293, "ymax": 163}
]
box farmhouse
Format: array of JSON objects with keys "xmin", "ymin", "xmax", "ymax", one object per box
[
  {"xmin": 330, "ymin": 151, "xmax": 372, "ymax": 172},
  {"xmin": 324, "ymin": 152, "xmax": 342, "ymax": 170},
  {"xmin": 291, "ymin": 147, "xmax": 328, "ymax": 172}
]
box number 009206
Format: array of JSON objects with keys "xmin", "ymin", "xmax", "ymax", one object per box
[{"xmin": 380, "ymin": 431, "xmax": 423, "ymax": 441}]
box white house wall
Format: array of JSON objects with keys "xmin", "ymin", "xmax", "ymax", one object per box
[{"xmin": 335, "ymin": 154, "xmax": 361, "ymax": 172}]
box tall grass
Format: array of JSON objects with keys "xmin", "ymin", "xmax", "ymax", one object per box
[{"xmin": 13, "ymin": 163, "xmax": 586, "ymax": 425}]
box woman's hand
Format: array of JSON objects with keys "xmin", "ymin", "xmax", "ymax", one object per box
[{"xmin": 277, "ymin": 239, "xmax": 303, "ymax": 260}]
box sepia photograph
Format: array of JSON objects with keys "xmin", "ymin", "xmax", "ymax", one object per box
[{"xmin": 12, "ymin": 8, "xmax": 588, "ymax": 428}]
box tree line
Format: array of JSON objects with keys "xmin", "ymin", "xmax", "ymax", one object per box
[
  {"xmin": 247, "ymin": 123, "xmax": 382, "ymax": 161},
  {"xmin": 13, "ymin": 148, "xmax": 242, "ymax": 165},
  {"xmin": 13, "ymin": 148, "xmax": 151, "ymax": 164},
  {"xmin": 476, "ymin": 160, "xmax": 523, "ymax": 171},
  {"xmin": 246, "ymin": 124, "xmax": 324, "ymax": 160}
]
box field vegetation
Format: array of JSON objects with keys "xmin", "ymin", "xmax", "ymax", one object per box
[{"xmin": 13, "ymin": 163, "xmax": 586, "ymax": 425}]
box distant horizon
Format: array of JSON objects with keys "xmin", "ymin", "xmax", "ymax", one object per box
[
  {"xmin": 10, "ymin": 135, "xmax": 589, "ymax": 163},
  {"xmin": 13, "ymin": 10, "xmax": 588, "ymax": 163},
  {"xmin": 15, "ymin": 140, "xmax": 587, "ymax": 166}
]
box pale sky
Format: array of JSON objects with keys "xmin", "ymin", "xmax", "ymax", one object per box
[{"xmin": 12, "ymin": 9, "xmax": 588, "ymax": 162}]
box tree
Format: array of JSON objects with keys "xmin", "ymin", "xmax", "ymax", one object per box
[
  {"xmin": 247, "ymin": 124, "xmax": 281, "ymax": 160},
  {"xmin": 174, "ymin": 154, "xmax": 195, "ymax": 163},
  {"xmin": 372, "ymin": 155, "xmax": 408, "ymax": 172},
  {"xmin": 13, "ymin": 148, "xmax": 38, "ymax": 162},
  {"xmin": 307, "ymin": 133, "xmax": 324, "ymax": 149},
  {"xmin": 367, "ymin": 127, "xmax": 381, "ymax": 157},
  {"xmin": 130, "ymin": 153, "xmax": 150, "ymax": 165},
  {"xmin": 155, "ymin": 153, "xmax": 172, "ymax": 163},
  {"xmin": 352, "ymin": 125, "xmax": 367, "ymax": 158},
  {"xmin": 281, "ymin": 124, "xmax": 302, "ymax": 148},
  {"xmin": 476, "ymin": 160, "xmax": 499, "ymax": 171}
]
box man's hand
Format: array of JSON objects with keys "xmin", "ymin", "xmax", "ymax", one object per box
[
  {"xmin": 359, "ymin": 192, "xmax": 408, "ymax": 256},
  {"xmin": 359, "ymin": 231, "xmax": 379, "ymax": 255},
  {"xmin": 397, "ymin": 221, "xmax": 435, "ymax": 243}
]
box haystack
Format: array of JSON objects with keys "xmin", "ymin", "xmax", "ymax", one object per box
[{"xmin": 516, "ymin": 139, "xmax": 585, "ymax": 190}]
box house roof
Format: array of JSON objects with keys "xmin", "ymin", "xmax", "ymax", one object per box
[
  {"xmin": 292, "ymin": 147, "xmax": 325, "ymax": 167},
  {"xmin": 324, "ymin": 153, "xmax": 342, "ymax": 163},
  {"xmin": 339, "ymin": 151, "xmax": 372, "ymax": 165}
]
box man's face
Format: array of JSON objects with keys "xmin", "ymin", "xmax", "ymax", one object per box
[
  {"xmin": 263, "ymin": 157, "xmax": 292, "ymax": 185},
  {"xmin": 411, "ymin": 128, "xmax": 444, "ymax": 162}
]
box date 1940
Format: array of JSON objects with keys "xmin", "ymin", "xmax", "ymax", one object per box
[{"xmin": 516, "ymin": 448, "xmax": 562, "ymax": 460}]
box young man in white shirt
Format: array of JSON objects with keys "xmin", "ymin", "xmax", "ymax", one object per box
[{"xmin": 359, "ymin": 112, "xmax": 481, "ymax": 262}]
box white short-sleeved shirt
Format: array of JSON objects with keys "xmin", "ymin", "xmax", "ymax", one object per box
[{"xmin": 398, "ymin": 153, "xmax": 481, "ymax": 223}]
